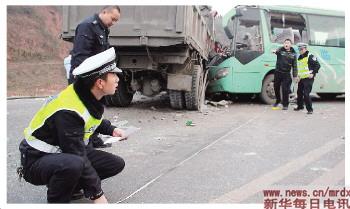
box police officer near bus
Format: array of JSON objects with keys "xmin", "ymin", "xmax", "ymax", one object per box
[
  {"xmin": 68, "ymin": 6, "xmax": 121, "ymax": 148},
  {"xmin": 272, "ymin": 38, "xmax": 298, "ymax": 110},
  {"xmin": 294, "ymin": 43, "xmax": 321, "ymax": 114},
  {"xmin": 18, "ymin": 48, "xmax": 125, "ymax": 203}
]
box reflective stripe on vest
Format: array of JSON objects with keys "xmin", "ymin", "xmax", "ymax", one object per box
[
  {"xmin": 297, "ymin": 54, "xmax": 311, "ymax": 79},
  {"xmin": 24, "ymin": 85, "xmax": 102, "ymax": 153}
]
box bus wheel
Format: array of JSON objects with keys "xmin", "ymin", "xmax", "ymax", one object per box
[
  {"xmin": 260, "ymin": 74, "xmax": 276, "ymax": 105},
  {"xmin": 317, "ymin": 93, "xmax": 340, "ymax": 100},
  {"xmin": 169, "ymin": 90, "xmax": 185, "ymax": 109},
  {"xmin": 107, "ymin": 75, "xmax": 134, "ymax": 107}
]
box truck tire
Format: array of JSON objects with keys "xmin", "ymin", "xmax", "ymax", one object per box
[
  {"xmin": 107, "ymin": 76, "xmax": 134, "ymax": 107},
  {"xmin": 169, "ymin": 90, "xmax": 185, "ymax": 110},
  {"xmin": 260, "ymin": 73, "xmax": 276, "ymax": 105},
  {"xmin": 185, "ymin": 65, "xmax": 204, "ymax": 110}
]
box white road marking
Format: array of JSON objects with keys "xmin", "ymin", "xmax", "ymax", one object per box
[
  {"xmin": 309, "ymin": 159, "xmax": 345, "ymax": 186},
  {"xmin": 211, "ymin": 137, "xmax": 344, "ymax": 203},
  {"xmin": 115, "ymin": 108, "xmax": 267, "ymax": 203}
]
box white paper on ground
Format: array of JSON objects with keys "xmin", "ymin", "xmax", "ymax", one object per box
[
  {"xmin": 102, "ymin": 126, "xmax": 140, "ymax": 144},
  {"xmin": 103, "ymin": 136, "xmax": 122, "ymax": 144}
]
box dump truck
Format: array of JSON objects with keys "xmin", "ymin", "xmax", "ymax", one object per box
[{"xmin": 61, "ymin": 5, "xmax": 215, "ymax": 110}]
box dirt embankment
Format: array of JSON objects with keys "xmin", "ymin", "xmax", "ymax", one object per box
[{"xmin": 7, "ymin": 6, "xmax": 72, "ymax": 97}]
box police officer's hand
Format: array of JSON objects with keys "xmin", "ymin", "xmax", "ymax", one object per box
[
  {"xmin": 113, "ymin": 128, "xmax": 125, "ymax": 138},
  {"xmin": 308, "ymin": 74, "xmax": 314, "ymax": 79},
  {"xmin": 93, "ymin": 194, "xmax": 108, "ymax": 204},
  {"xmin": 271, "ymin": 49, "xmax": 277, "ymax": 54}
]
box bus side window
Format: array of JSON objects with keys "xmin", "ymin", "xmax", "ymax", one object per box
[
  {"xmin": 301, "ymin": 31, "xmax": 308, "ymax": 43},
  {"xmin": 293, "ymin": 30, "xmax": 301, "ymax": 44},
  {"xmin": 269, "ymin": 12, "xmax": 307, "ymax": 45},
  {"xmin": 308, "ymin": 15, "xmax": 345, "ymax": 48}
]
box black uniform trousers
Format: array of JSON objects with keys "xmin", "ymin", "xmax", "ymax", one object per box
[
  {"xmin": 297, "ymin": 78, "xmax": 314, "ymax": 112},
  {"xmin": 274, "ymin": 71, "xmax": 292, "ymax": 107},
  {"xmin": 22, "ymin": 149, "xmax": 125, "ymax": 203}
]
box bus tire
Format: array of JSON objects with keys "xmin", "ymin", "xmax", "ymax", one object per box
[
  {"xmin": 169, "ymin": 90, "xmax": 185, "ymax": 110},
  {"xmin": 317, "ymin": 93, "xmax": 340, "ymax": 100},
  {"xmin": 107, "ymin": 76, "xmax": 134, "ymax": 107},
  {"xmin": 185, "ymin": 65, "xmax": 204, "ymax": 110},
  {"xmin": 260, "ymin": 73, "xmax": 276, "ymax": 105}
]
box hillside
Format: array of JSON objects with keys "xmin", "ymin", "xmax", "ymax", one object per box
[{"xmin": 7, "ymin": 6, "xmax": 72, "ymax": 97}]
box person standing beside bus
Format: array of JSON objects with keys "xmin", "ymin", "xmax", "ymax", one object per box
[
  {"xmin": 272, "ymin": 39, "xmax": 298, "ymax": 110},
  {"xmin": 294, "ymin": 43, "xmax": 320, "ymax": 114}
]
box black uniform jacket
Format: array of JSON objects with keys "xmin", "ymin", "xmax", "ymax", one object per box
[
  {"xmin": 70, "ymin": 14, "xmax": 110, "ymax": 76},
  {"xmin": 297, "ymin": 51, "xmax": 321, "ymax": 78},
  {"xmin": 275, "ymin": 47, "xmax": 298, "ymax": 77},
  {"xmin": 19, "ymin": 79, "xmax": 116, "ymax": 197}
]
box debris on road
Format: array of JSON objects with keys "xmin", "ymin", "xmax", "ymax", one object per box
[
  {"xmin": 206, "ymin": 100, "xmax": 231, "ymax": 108},
  {"xmin": 186, "ymin": 120, "xmax": 196, "ymax": 126},
  {"xmin": 113, "ymin": 115, "xmax": 119, "ymax": 122},
  {"xmin": 112, "ymin": 120, "xmax": 129, "ymax": 128},
  {"xmin": 154, "ymin": 137, "xmax": 166, "ymax": 141}
]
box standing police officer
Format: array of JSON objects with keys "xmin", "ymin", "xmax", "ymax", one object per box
[
  {"xmin": 19, "ymin": 48, "xmax": 125, "ymax": 203},
  {"xmin": 294, "ymin": 43, "xmax": 321, "ymax": 114},
  {"xmin": 68, "ymin": 6, "xmax": 121, "ymax": 148},
  {"xmin": 69, "ymin": 6, "xmax": 121, "ymax": 83},
  {"xmin": 272, "ymin": 39, "xmax": 298, "ymax": 110}
]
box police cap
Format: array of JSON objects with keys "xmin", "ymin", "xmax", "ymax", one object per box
[
  {"xmin": 73, "ymin": 48, "xmax": 122, "ymax": 78},
  {"xmin": 297, "ymin": 42, "xmax": 308, "ymax": 49}
]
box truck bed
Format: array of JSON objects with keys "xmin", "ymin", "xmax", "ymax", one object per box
[{"xmin": 62, "ymin": 5, "xmax": 214, "ymax": 60}]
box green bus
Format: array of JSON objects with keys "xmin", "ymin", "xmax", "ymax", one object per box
[{"xmin": 207, "ymin": 5, "xmax": 345, "ymax": 104}]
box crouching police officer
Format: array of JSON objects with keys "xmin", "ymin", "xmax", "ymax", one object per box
[
  {"xmin": 18, "ymin": 48, "xmax": 125, "ymax": 203},
  {"xmin": 294, "ymin": 43, "xmax": 321, "ymax": 114}
]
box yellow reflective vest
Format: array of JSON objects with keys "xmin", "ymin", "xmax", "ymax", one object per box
[
  {"xmin": 24, "ymin": 85, "xmax": 102, "ymax": 153},
  {"xmin": 297, "ymin": 54, "xmax": 311, "ymax": 79}
]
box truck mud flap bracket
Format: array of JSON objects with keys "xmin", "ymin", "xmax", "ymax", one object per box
[{"xmin": 167, "ymin": 74, "xmax": 192, "ymax": 92}]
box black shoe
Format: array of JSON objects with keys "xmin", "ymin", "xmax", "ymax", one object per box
[
  {"xmin": 307, "ymin": 110, "xmax": 313, "ymax": 114},
  {"xmin": 71, "ymin": 190, "xmax": 84, "ymax": 201},
  {"xmin": 46, "ymin": 185, "xmax": 85, "ymax": 201},
  {"xmin": 294, "ymin": 107, "xmax": 304, "ymax": 111},
  {"xmin": 282, "ymin": 106, "xmax": 288, "ymax": 110}
]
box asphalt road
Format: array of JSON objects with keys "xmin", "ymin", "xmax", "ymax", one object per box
[{"xmin": 7, "ymin": 94, "xmax": 345, "ymax": 203}]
